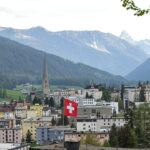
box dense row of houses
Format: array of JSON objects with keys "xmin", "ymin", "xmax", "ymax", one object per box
[{"xmin": 1, "ymin": 83, "xmax": 150, "ymax": 147}]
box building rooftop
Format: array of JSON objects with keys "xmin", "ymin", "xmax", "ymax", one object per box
[
  {"xmin": 23, "ymin": 116, "xmax": 52, "ymax": 122},
  {"xmin": 37, "ymin": 126, "xmax": 75, "ymax": 131},
  {"xmin": 30, "ymin": 144, "xmax": 66, "ymax": 150},
  {"xmin": 0, "ymin": 143, "xmax": 29, "ymax": 150}
]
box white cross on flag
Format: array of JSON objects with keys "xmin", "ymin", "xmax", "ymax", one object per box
[{"xmin": 64, "ymin": 98, "xmax": 78, "ymax": 117}]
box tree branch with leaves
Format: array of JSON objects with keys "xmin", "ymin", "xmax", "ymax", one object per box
[{"xmin": 121, "ymin": 0, "xmax": 150, "ymax": 16}]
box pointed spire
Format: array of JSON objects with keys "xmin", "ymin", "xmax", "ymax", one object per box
[{"xmin": 42, "ymin": 54, "xmax": 50, "ymax": 97}]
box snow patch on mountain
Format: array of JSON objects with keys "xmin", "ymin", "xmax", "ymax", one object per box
[
  {"xmin": 15, "ymin": 33, "xmax": 33, "ymax": 40},
  {"xmin": 88, "ymin": 41, "xmax": 110, "ymax": 54}
]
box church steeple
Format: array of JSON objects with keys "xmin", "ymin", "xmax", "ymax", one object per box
[{"xmin": 42, "ymin": 54, "xmax": 50, "ymax": 97}]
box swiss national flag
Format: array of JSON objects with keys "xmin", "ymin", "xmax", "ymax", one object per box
[{"xmin": 64, "ymin": 98, "xmax": 78, "ymax": 117}]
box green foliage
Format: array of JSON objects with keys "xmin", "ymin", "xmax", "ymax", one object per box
[
  {"xmin": 124, "ymin": 108, "xmax": 135, "ymax": 128},
  {"xmin": 119, "ymin": 125, "xmax": 137, "ymax": 148},
  {"xmin": 139, "ymin": 85, "xmax": 146, "ymax": 102},
  {"xmin": 121, "ymin": 0, "xmax": 150, "ymax": 16},
  {"xmin": 109, "ymin": 124, "xmax": 118, "ymax": 147},
  {"xmin": 49, "ymin": 97, "xmax": 55, "ymax": 107},
  {"xmin": 32, "ymin": 96, "xmax": 42, "ymax": 105},
  {"xmin": 51, "ymin": 117, "xmax": 56, "ymax": 126},
  {"xmin": 64, "ymin": 116, "xmax": 69, "ymax": 126},
  {"xmin": 120, "ymin": 84, "xmax": 124, "ymax": 101},
  {"xmin": 103, "ymin": 140, "xmax": 110, "ymax": 147},
  {"xmin": 110, "ymin": 101, "xmax": 150, "ymax": 148},
  {"xmin": 44, "ymin": 97, "xmax": 55, "ymax": 107},
  {"xmin": 110, "ymin": 123, "xmax": 137, "ymax": 148},
  {"xmin": 0, "ymin": 89, "xmax": 7, "ymax": 98},
  {"xmin": 101, "ymin": 89, "xmax": 111, "ymax": 101},
  {"xmin": 85, "ymin": 134, "xmax": 98, "ymax": 146},
  {"xmin": 134, "ymin": 105, "xmax": 150, "ymax": 147},
  {"xmin": 70, "ymin": 122, "xmax": 76, "ymax": 128},
  {"xmin": 6, "ymin": 89, "xmax": 25, "ymax": 100},
  {"xmin": 85, "ymin": 92, "xmax": 93, "ymax": 98},
  {"xmin": 60, "ymin": 97, "xmax": 64, "ymax": 108},
  {"xmin": 44, "ymin": 97, "xmax": 49, "ymax": 105},
  {"xmin": 0, "ymin": 125, "xmax": 4, "ymax": 128},
  {"xmin": 118, "ymin": 99, "xmax": 124, "ymax": 111},
  {"xmin": 57, "ymin": 114, "xmax": 69, "ymax": 126},
  {"xmin": 113, "ymin": 110, "xmax": 117, "ymax": 117},
  {"xmin": 26, "ymin": 130, "xmax": 32, "ymax": 143}
]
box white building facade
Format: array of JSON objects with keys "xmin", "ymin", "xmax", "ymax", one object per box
[{"xmin": 77, "ymin": 118, "xmax": 127, "ymax": 132}]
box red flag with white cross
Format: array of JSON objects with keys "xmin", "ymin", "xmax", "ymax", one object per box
[{"xmin": 64, "ymin": 98, "xmax": 78, "ymax": 117}]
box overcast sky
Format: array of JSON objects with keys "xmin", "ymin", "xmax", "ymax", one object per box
[{"xmin": 0, "ymin": 0, "xmax": 150, "ymax": 40}]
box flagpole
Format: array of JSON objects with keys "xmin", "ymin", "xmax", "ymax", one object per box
[
  {"xmin": 63, "ymin": 98, "xmax": 65, "ymax": 146},
  {"xmin": 63, "ymin": 98, "xmax": 64, "ymax": 127}
]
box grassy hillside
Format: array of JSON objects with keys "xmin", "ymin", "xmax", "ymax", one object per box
[
  {"xmin": 6, "ymin": 89, "xmax": 26, "ymax": 100},
  {"xmin": 0, "ymin": 89, "xmax": 25, "ymax": 103}
]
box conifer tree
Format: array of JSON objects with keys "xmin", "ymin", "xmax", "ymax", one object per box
[
  {"xmin": 139, "ymin": 85, "xmax": 146, "ymax": 102},
  {"xmin": 49, "ymin": 97, "xmax": 55, "ymax": 107},
  {"xmin": 44, "ymin": 97, "xmax": 49, "ymax": 105},
  {"xmin": 60, "ymin": 97, "xmax": 64, "ymax": 108},
  {"xmin": 51, "ymin": 117, "xmax": 56, "ymax": 126},
  {"xmin": 109, "ymin": 124, "xmax": 118, "ymax": 147},
  {"xmin": 26, "ymin": 130, "xmax": 32, "ymax": 143}
]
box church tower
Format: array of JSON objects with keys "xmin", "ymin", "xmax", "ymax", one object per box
[{"xmin": 42, "ymin": 55, "xmax": 50, "ymax": 97}]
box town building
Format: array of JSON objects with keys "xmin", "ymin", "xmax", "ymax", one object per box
[
  {"xmin": 80, "ymin": 132, "xmax": 109, "ymax": 145},
  {"xmin": 15, "ymin": 107, "xmax": 27, "ymax": 119},
  {"xmin": 68, "ymin": 96, "xmax": 97, "ymax": 106},
  {"xmin": 22, "ymin": 117, "xmax": 52, "ymax": 141},
  {"xmin": 42, "ymin": 107, "xmax": 51, "ymax": 117},
  {"xmin": 78, "ymin": 105, "xmax": 112, "ymax": 119},
  {"xmin": 14, "ymin": 103, "xmax": 28, "ymax": 119},
  {"xmin": 123, "ymin": 84, "xmax": 150, "ymax": 109},
  {"xmin": 123, "ymin": 86, "xmax": 139, "ymax": 109},
  {"xmin": 36, "ymin": 126, "xmax": 75, "ymax": 145},
  {"xmin": 96, "ymin": 117, "xmax": 127, "ymax": 132},
  {"xmin": 77, "ymin": 119, "xmax": 97, "ymax": 132},
  {"xmin": 50, "ymin": 88, "xmax": 77, "ymax": 105},
  {"xmin": 97, "ymin": 101, "xmax": 119, "ymax": 114},
  {"xmin": 4, "ymin": 111, "xmax": 15, "ymax": 119},
  {"xmin": 27, "ymin": 109, "xmax": 37, "ymax": 118},
  {"xmin": 77, "ymin": 117, "xmax": 127, "ymax": 132},
  {"xmin": 81, "ymin": 88, "xmax": 102, "ymax": 100},
  {"xmin": 30, "ymin": 104, "xmax": 44, "ymax": 117},
  {"xmin": 0, "ymin": 128, "xmax": 22, "ymax": 143},
  {"xmin": 0, "ymin": 119, "xmax": 15, "ymax": 128},
  {"xmin": 0, "ymin": 143, "xmax": 30, "ymax": 150}
]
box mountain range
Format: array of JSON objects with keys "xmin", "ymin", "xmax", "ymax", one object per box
[
  {"xmin": 0, "ymin": 36, "xmax": 127, "ymax": 88},
  {"xmin": 126, "ymin": 58, "xmax": 150, "ymax": 81},
  {"xmin": 0, "ymin": 26, "xmax": 149, "ymax": 76}
]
